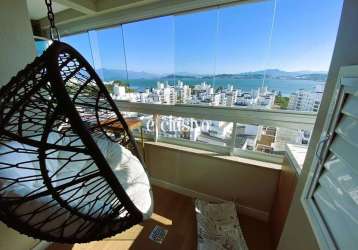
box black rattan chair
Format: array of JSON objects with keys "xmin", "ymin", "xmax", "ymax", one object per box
[{"xmin": 0, "ymin": 41, "xmax": 152, "ymax": 243}]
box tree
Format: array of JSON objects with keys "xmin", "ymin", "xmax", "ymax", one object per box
[
  {"xmin": 112, "ymin": 80, "xmax": 136, "ymax": 93},
  {"xmin": 215, "ymin": 86, "xmax": 223, "ymax": 93},
  {"xmin": 105, "ymin": 84, "xmax": 113, "ymax": 93},
  {"xmin": 113, "ymin": 80, "xmax": 128, "ymax": 86},
  {"xmin": 274, "ymin": 96, "xmax": 289, "ymax": 109}
]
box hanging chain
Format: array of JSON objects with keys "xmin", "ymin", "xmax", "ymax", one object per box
[{"xmin": 45, "ymin": 0, "xmax": 60, "ymax": 41}]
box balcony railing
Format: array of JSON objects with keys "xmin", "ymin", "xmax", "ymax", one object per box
[{"xmin": 115, "ymin": 100, "xmax": 317, "ymax": 163}]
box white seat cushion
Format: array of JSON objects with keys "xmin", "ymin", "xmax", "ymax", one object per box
[
  {"xmin": 195, "ymin": 199, "xmax": 248, "ymax": 250},
  {"xmin": 0, "ymin": 135, "xmax": 153, "ymax": 222},
  {"xmin": 94, "ymin": 136, "xmax": 153, "ymax": 220}
]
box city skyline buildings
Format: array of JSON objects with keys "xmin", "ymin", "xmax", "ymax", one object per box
[
  {"xmin": 110, "ymin": 78, "xmax": 323, "ymax": 113},
  {"xmin": 114, "ymin": 79, "xmax": 317, "ymax": 154}
]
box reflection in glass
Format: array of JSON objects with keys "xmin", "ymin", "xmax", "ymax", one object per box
[
  {"xmin": 159, "ymin": 115, "xmax": 232, "ymax": 146},
  {"xmin": 232, "ymin": 123, "xmax": 312, "ymax": 155},
  {"xmin": 121, "ymin": 112, "xmax": 154, "ymax": 139}
]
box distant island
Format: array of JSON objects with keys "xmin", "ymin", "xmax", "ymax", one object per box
[
  {"xmin": 96, "ymin": 68, "xmax": 327, "ymax": 82},
  {"xmin": 162, "ymin": 69, "xmax": 327, "ymax": 82}
]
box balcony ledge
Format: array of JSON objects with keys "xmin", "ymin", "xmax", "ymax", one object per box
[{"xmin": 144, "ymin": 141, "xmax": 282, "ymax": 171}]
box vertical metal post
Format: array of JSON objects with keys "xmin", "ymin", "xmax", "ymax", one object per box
[
  {"xmin": 140, "ymin": 127, "xmax": 145, "ymax": 161},
  {"xmin": 154, "ymin": 113, "xmax": 160, "ymax": 142},
  {"xmin": 230, "ymin": 122, "xmax": 238, "ymax": 156}
]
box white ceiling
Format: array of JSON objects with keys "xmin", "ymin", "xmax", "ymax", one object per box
[
  {"xmin": 26, "ymin": 0, "xmax": 69, "ymax": 20},
  {"xmin": 28, "ymin": 0, "xmax": 248, "ymax": 36}
]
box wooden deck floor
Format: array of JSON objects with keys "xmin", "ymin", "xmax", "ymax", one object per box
[{"xmin": 48, "ymin": 186, "xmax": 273, "ymax": 250}]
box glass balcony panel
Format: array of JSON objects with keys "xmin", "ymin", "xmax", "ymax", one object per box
[
  {"xmin": 232, "ymin": 122, "xmax": 312, "ymax": 157},
  {"xmin": 268, "ymin": 0, "xmax": 342, "ymax": 112},
  {"xmin": 122, "ymin": 16, "xmax": 175, "ymax": 91},
  {"xmin": 88, "ymin": 26, "xmax": 127, "ymax": 83},
  {"xmin": 173, "ymin": 9, "xmax": 217, "ymax": 89},
  {"xmin": 121, "ymin": 111, "xmax": 154, "ymax": 139},
  {"xmin": 158, "ymin": 115, "xmax": 233, "ymax": 147},
  {"xmin": 233, "ymin": 123, "xmax": 261, "ymax": 152},
  {"xmin": 216, "ymin": 1, "xmax": 274, "ymax": 88},
  {"xmin": 62, "ymin": 32, "xmax": 94, "ymax": 67},
  {"xmin": 35, "ymin": 38, "xmax": 51, "ymax": 56}
]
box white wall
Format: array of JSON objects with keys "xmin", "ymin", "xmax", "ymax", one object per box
[
  {"xmin": 0, "ymin": 1, "xmax": 38, "ymax": 249},
  {"xmin": 278, "ymin": 0, "xmax": 358, "ymax": 249},
  {"xmin": 144, "ymin": 142, "xmax": 281, "ymax": 221},
  {"xmin": 0, "ymin": 0, "xmax": 36, "ymax": 86}
]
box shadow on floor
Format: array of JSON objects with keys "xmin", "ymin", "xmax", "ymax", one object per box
[
  {"xmin": 47, "ymin": 186, "xmax": 197, "ymax": 250},
  {"xmin": 47, "ymin": 186, "xmax": 273, "ymax": 250}
]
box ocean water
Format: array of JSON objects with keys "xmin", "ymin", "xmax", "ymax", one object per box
[{"xmin": 126, "ymin": 78, "xmax": 324, "ymax": 96}]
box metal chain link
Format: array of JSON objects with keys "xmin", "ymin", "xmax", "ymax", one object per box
[{"xmin": 45, "ymin": 0, "xmax": 60, "ymax": 41}]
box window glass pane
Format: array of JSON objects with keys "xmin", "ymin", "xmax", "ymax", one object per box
[
  {"xmin": 174, "ymin": 10, "xmax": 217, "ymax": 86},
  {"xmin": 234, "ymin": 123, "xmax": 260, "ymax": 151},
  {"xmin": 158, "ymin": 115, "xmax": 233, "ymax": 147},
  {"xmin": 232, "ymin": 123, "xmax": 312, "ymax": 156},
  {"xmin": 199, "ymin": 120, "xmax": 232, "ymax": 146},
  {"xmin": 35, "ymin": 38, "xmax": 51, "ymax": 56},
  {"xmin": 122, "ymin": 16, "xmax": 175, "ymax": 90},
  {"xmin": 62, "ymin": 32, "xmax": 94, "ymax": 66},
  {"xmin": 88, "ymin": 26, "xmax": 127, "ymax": 82},
  {"xmin": 56, "ymin": 0, "xmax": 343, "ymax": 158},
  {"xmin": 269, "ymin": 0, "xmax": 343, "ymax": 111},
  {"xmin": 212, "ymin": 1, "xmax": 275, "ymax": 108},
  {"xmin": 120, "ymin": 112, "xmax": 154, "ymax": 139},
  {"xmin": 216, "ymin": 1, "xmax": 274, "ymax": 81},
  {"xmin": 270, "ymin": 127, "xmax": 312, "ymax": 152}
]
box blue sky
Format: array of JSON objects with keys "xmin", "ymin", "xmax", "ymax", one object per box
[{"xmin": 63, "ymin": 0, "xmax": 343, "ymax": 75}]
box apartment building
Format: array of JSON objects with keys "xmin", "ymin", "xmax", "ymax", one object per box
[{"xmin": 288, "ymin": 85, "xmax": 324, "ymax": 112}]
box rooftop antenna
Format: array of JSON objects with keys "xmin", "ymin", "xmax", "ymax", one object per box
[{"xmin": 262, "ymin": 0, "xmax": 277, "ymax": 89}]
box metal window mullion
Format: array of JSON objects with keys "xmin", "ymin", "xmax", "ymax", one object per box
[
  {"xmin": 230, "ymin": 122, "xmax": 238, "ymax": 156},
  {"xmin": 154, "ymin": 113, "xmax": 160, "ymax": 142}
]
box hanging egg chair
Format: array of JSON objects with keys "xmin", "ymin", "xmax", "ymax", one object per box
[{"xmin": 0, "ymin": 16, "xmax": 153, "ymax": 243}]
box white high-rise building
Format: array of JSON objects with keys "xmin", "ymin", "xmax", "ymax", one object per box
[
  {"xmin": 236, "ymin": 93, "xmax": 254, "ymax": 106},
  {"xmin": 176, "ymin": 82, "xmax": 191, "ymax": 104},
  {"xmin": 157, "ymin": 81, "xmax": 165, "ymax": 90},
  {"xmin": 258, "ymin": 86, "xmax": 268, "ymax": 96},
  {"xmin": 227, "ymin": 84, "xmax": 234, "ymax": 92},
  {"xmin": 253, "ymin": 86, "xmax": 276, "ymax": 109},
  {"xmin": 226, "ymin": 90, "xmax": 238, "ymax": 107},
  {"xmin": 211, "ymin": 93, "xmax": 221, "ymax": 106},
  {"xmin": 219, "ymin": 93, "xmax": 226, "ymax": 105},
  {"xmin": 177, "ymin": 80, "xmax": 184, "ymax": 88},
  {"xmin": 288, "ymin": 85, "xmax": 324, "ymax": 112},
  {"xmin": 139, "ymin": 92, "xmax": 149, "ymax": 103},
  {"xmin": 207, "ymin": 87, "xmax": 214, "ymax": 95},
  {"xmin": 112, "ymin": 85, "xmax": 126, "ymax": 100},
  {"xmin": 147, "ymin": 92, "xmax": 161, "ymax": 104},
  {"xmin": 160, "ymin": 87, "xmax": 177, "ymax": 105}
]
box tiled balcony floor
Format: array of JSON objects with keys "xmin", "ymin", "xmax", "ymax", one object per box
[{"xmin": 48, "ymin": 186, "xmax": 273, "ymax": 250}]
